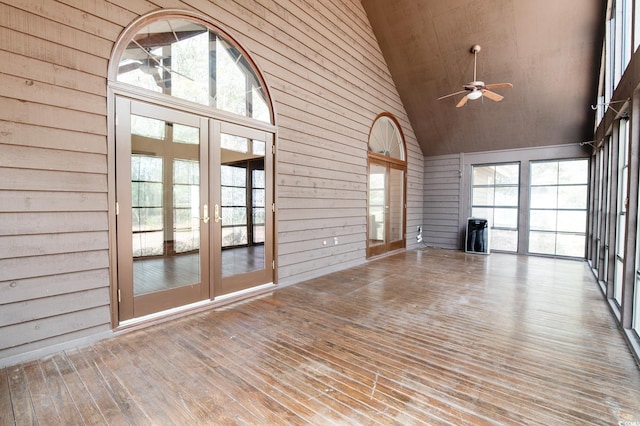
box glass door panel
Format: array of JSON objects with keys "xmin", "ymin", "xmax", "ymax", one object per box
[
  {"xmin": 368, "ymin": 162, "xmax": 387, "ymax": 250},
  {"xmin": 116, "ymin": 98, "xmax": 209, "ymax": 320},
  {"xmin": 388, "ymin": 165, "xmax": 405, "ymax": 249},
  {"xmin": 214, "ymin": 122, "xmax": 273, "ymax": 296}
]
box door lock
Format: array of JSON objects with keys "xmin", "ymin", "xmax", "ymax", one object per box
[
  {"xmin": 214, "ymin": 204, "xmax": 223, "ymax": 223},
  {"xmin": 203, "ymin": 204, "xmax": 210, "ymax": 223}
]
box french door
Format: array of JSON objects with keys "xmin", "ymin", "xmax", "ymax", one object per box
[
  {"xmin": 367, "ymin": 157, "xmax": 406, "ymax": 257},
  {"xmin": 115, "ymin": 98, "xmax": 273, "ymax": 321}
]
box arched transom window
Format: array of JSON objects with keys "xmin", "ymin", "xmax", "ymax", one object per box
[
  {"xmin": 115, "ymin": 15, "xmax": 271, "ymax": 123},
  {"xmin": 368, "ymin": 115, "xmax": 405, "ymax": 160}
]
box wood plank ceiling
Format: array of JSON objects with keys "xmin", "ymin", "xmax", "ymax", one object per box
[{"xmin": 361, "ymin": 0, "xmax": 606, "ymax": 157}]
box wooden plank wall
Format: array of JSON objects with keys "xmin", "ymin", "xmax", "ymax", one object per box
[
  {"xmin": 423, "ymin": 154, "xmax": 462, "ymax": 249},
  {"xmin": 0, "ymin": 0, "xmax": 423, "ymax": 364}
]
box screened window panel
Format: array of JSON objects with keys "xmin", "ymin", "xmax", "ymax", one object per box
[
  {"xmin": 530, "ymin": 186, "xmax": 559, "ymax": 209},
  {"xmin": 556, "ymin": 234, "xmax": 586, "ymax": 257},
  {"xmin": 495, "ymin": 164, "xmax": 519, "ymax": 184},
  {"xmin": 473, "ymin": 166, "xmax": 495, "ymax": 186},
  {"xmin": 473, "ymin": 187, "xmax": 494, "ymax": 205},
  {"xmin": 557, "ymin": 211, "xmax": 587, "ymax": 233},
  {"xmin": 471, "ymin": 163, "xmax": 520, "ymax": 253},
  {"xmin": 529, "ymin": 231, "xmax": 556, "ymax": 254},
  {"xmin": 531, "ymin": 162, "xmax": 558, "ymax": 185},
  {"xmin": 490, "ymin": 229, "xmax": 518, "ymax": 252},
  {"xmin": 494, "ymin": 186, "xmax": 518, "ymax": 206},
  {"xmin": 558, "ymin": 186, "xmax": 588, "ymax": 209},
  {"xmin": 530, "ymin": 210, "xmax": 557, "ymax": 231},
  {"xmin": 528, "ymin": 159, "xmax": 588, "ymax": 257},
  {"xmin": 493, "ymin": 207, "xmax": 518, "ymax": 228}
]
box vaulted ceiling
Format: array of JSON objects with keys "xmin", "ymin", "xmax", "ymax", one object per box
[{"xmin": 361, "ymin": 0, "xmax": 606, "ymax": 157}]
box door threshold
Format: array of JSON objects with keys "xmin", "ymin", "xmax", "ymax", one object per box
[{"xmin": 115, "ymin": 282, "xmax": 277, "ymax": 334}]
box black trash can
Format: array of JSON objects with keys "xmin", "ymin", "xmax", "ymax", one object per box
[{"xmin": 465, "ymin": 217, "xmax": 490, "ymax": 254}]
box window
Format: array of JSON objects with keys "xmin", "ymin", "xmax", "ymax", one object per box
[
  {"xmin": 614, "ymin": 119, "xmax": 629, "ymax": 305},
  {"xmin": 116, "ymin": 18, "xmax": 271, "ymax": 123},
  {"xmin": 471, "ymin": 163, "xmax": 519, "ymax": 252},
  {"xmin": 529, "ymin": 159, "xmax": 588, "ymax": 258}
]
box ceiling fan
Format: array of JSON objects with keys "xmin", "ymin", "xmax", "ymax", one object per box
[
  {"xmin": 437, "ymin": 45, "xmax": 513, "ymax": 107},
  {"xmin": 118, "ymin": 40, "xmax": 193, "ymax": 89}
]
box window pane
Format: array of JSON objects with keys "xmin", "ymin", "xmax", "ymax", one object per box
[
  {"xmin": 529, "ymin": 231, "xmax": 556, "ymax": 254},
  {"xmin": 253, "ymin": 188, "xmax": 265, "ymax": 207},
  {"xmin": 558, "ymin": 186, "xmax": 588, "ymax": 209},
  {"xmin": 174, "ymin": 229, "xmax": 199, "ymax": 253},
  {"xmin": 222, "ymin": 187, "xmax": 246, "ymax": 206},
  {"xmin": 530, "ymin": 210, "xmax": 557, "ymax": 231},
  {"xmin": 222, "ymin": 226, "xmax": 247, "ymax": 246},
  {"xmin": 253, "ymin": 140, "xmax": 266, "ymax": 155},
  {"xmin": 557, "ymin": 211, "xmax": 587, "ymax": 233},
  {"xmin": 495, "ymin": 186, "xmax": 518, "ymax": 206},
  {"xmin": 494, "ymin": 207, "xmax": 518, "ymax": 228},
  {"xmin": 131, "ymin": 116, "xmax": 165, "ymax": 140},
  {"xmin": 530, "ymin": 186, "xmax": 558, "ymax": 209},
  {"xmin": 132, "ymin": 155, "xmax": 162, "ymax": 182},
  {"xmin": 556, "ymin": 234, "xmax": 586, "ymax": 257},
  {"xmin": 473, "ymin": 166, "xmax": 495, "ymax": 186},
  {"xmin": 132, "ymin": 182, "xmax": 162, "ymax": 207},
  {"xmin": 220, "ymin": 133, "xmax": 249, "ymax": 153},
  {"xmin": 173, "ymin": 124, "xmax": 199, "ymax": 145},
  {"xmin": 471, "ymin": 208, "xmax": 493, "ymax": 224},
  {"xmin": 531, "ymin": 162, "xmax": 558, "ymax": 185},
  {"xmin": 221, "ymin": 165, "xmax": 246, "ymax": 186},
  {"xmin": 491, "ymin": 229, "xmax": 518, "ymax": 252},
  {"xmin": 133, "ymin": 231, "xmax": 164, "ymax": 257},
  {"xmin": 222, "ymin": 207, "xmax": 247, "ymax": 226},
  {"xmin": 473, "ymin": 187, "xmax": 494, "ymax": 205},
  {"xmin": 132, "ymin": 207, "xmax": 163, "ymax": 231},
  {"xmin": 495, "ymin": 164, "xmax": 519, "ymax": 184},
  {"xmin": 559, "ymin": 160, "xmax": 589, "ymax": 184}
]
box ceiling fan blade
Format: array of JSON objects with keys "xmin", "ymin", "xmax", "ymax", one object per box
[
  {"xmin": 482, "ymin": 90, "xmax": 504, "ymax": 102},
  {"xmin": 456, "ymin": 95, "xmax": 469, "ymax": 108},
  {"xmin": 484, "ymin": 83, "xmax": 513, "ymax": 90},
  {"xmin": 118, "ymin": 62, "xmax": 141, "ymax": 74},
  {"xmin": 437, "ymin": 90, "xmax": 467, "ymax": 100}
]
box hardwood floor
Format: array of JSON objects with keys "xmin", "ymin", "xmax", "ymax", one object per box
[{"xmin": 3, "ymin": 248, "xmax": 640, "ymax": 425}]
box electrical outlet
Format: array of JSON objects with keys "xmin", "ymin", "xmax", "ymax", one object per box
[{"xmin": 334, "ymin": 237, "xmax": 338, "ymax": 245}]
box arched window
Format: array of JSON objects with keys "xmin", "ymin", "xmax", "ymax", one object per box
[
  {"xmin": 111, "ymin": 12, "xmax": 272, "ymax": 123},
  {"xmin": 367, "ymin": 114, "xmax": 407, "ymax": 258},
  {"xmin": 368, "ymin": 115, "xmax": 405, "ymax": 160}
]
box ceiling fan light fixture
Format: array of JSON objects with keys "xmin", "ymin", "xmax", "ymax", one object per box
[{"xmin": 467, "ymin": 90, "xmax": 482, "ymax": 100}]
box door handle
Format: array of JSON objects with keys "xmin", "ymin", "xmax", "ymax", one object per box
[
  {"xmin": 203, "ymin": 204, "xmax": 210, "ymax": 223},
  {"xmin": 214, "ymin": 204, "xmax": 223, "ymax": 223}
]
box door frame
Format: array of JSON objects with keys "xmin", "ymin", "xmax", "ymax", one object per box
[
  {"xmin": 108, "ymin": 90, "xmax": 277, "ymax": 326},
  {"xmin": 366, "ymin": 153, "xmax": 407, "ymax": 258}
]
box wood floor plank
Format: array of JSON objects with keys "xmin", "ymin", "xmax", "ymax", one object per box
[
  {"xmin": 0, "ymin": 367, "xmax": 14, "ymax": 425},
  {"xmin": 21, "ymin": 360, "xmax": 62, "ymax": 424},
  {"xmin": 63, "ymin": 348, "xmax": 129, "ymax": 426},
  {"xmin": 49, "ymin": 353, "xmax": 105, "ymax": 425},
  {"xmin": 3, "ymin": 248, "xmax": 640, "ymax": 425},
  {"xmin": 37, "ymin": 355, "xmax": 85, "ymax": 425},
  {"xmin": 4, "ymin": 364, "xmax": 37, "ymax": 426}
]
